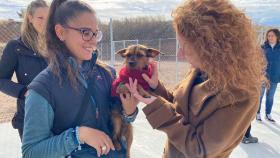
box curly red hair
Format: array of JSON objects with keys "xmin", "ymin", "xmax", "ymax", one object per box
[{"xmin": 172, "ymin": 0, "xmax": 266, "ymax": 103}]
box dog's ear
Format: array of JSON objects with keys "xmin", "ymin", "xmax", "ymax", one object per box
[
  {"xmin": 116, "ymin": 48, "xmax": 127, "ymax": 57},
  {"xmin": 147, "ymin": 48, "xmax": 161, "ymax": 58}
]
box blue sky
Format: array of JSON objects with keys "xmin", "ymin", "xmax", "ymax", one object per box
[{"xmin": 0, "ymin": 0, "xmax": 279, "ymax": 26}]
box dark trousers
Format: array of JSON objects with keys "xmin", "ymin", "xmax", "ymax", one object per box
[
  {"xmin": 245, "ymin": 125, "xmax": 251, "ymax": 138},
  {"xmin": 11, "ymin": 112, "xmax": 23, "ymax": 142},
  {"xmin": 18, "ymin": 128, "xmax": 23, "ymax": 141}
]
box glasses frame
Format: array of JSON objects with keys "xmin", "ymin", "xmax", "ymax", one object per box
[{"xmin": 62, "ymin": 25, "xmax": 103, "ymax": 42}]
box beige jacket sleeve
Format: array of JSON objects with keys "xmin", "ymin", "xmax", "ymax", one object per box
[
  {"xmin": 143, "ymin": 93, "xmax": 258, "ymax": 158},
  {"xmin": 152, "ymin": 81, "xmax": 174, "ymax": 102}
]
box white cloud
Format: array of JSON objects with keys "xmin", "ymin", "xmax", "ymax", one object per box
[
  {"xmin": 0, "ymin": 0, "xmax": 279, "ymax": 26},
  {"xmin": 87, "ymin": 0, "xmax": 180, "ymax": 19},
  {"xmin": 231, "ymin": 0, "xmax": 280, "ymax": 25}
]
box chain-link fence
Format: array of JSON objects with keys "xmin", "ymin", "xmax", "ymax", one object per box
[
  {"xmin": 0, "ymin": 20, "xmax": 21, "ymax": 60},
  {"xmin": 95, "ymin": 17, "xmax": 187, "ymax": 87},
  {"xmin": 0, "ymin": 18, "xmax": 279, "ymax": 86},
  {"xmin": 97, "ymin": 18, "xmax": 280, "ymax": 87},
  {"xmin": 0, "ymin": 17, "xmax": 279, "ymax": 123}
]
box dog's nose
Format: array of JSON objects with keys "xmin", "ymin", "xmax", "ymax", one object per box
[{"xmin": 128, "ymin": 62, "xmax": 137, "ymax": 67}]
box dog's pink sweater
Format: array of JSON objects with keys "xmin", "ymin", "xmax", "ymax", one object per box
[{"xmin": 111, "ymin": 64, "xmax": 153, "ymax": 97}]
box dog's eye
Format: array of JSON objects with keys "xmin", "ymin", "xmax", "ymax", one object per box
[{"xmin": 136, "ymin": 54, "xmax": 144, "ymax": 57}]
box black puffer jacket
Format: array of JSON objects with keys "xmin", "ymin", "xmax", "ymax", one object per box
[{"xmin": 0, "ymin": 38, "xmax": 47, "ymax": 131}]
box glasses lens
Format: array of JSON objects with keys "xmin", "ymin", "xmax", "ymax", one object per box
[
  {"xmin": 96, "ymin": 30, "xmax": 102, "ymax": 42},
  {"xmin": 81, "ymin": 29, "xmax": 102, "ymax": 42},
  {"xmin": 82, "ymin": 29, "xmax": 93, "ymax": 41}
]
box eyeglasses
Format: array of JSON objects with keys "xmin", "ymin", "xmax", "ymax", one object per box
[{"xmin": 62, "ymin": 25, "xmax": 103, "ymax": 42}]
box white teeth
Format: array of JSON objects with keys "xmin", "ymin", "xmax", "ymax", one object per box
[{"xmin": 85, "ymin": 48, "xmax": 93, "ymax": 52}]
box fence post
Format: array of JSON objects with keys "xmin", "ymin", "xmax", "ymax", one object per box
[
  {"xmin": 176, "ymin": 39, "xmax": 179, "ymax": 82},
  {"xmin": 158, "ymin": 38, "xmax": 161, "ymax": 70},
  {"xmin": 100, "ymin": 43, "xmax": 103, "ymax": 60},
  {"xmin": 110, "ymin": 18, "xmax": 115, "ymax": 66},
  {"xmin": 261, "ymin": 27, "xmax": 265, "ymax": 44}
]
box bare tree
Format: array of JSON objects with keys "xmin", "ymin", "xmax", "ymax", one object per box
[{"xmin": 17, "ymin": 9, "xmax": 26, "ymax": 19}]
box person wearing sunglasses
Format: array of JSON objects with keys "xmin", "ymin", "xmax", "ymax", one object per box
[{"xmin": 22, "ymin": 0, "xmax": 138, "ymax": 157}]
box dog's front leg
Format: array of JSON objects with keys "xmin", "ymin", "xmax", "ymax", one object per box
[{"xmin": 111, "ymin": 111, "xmax": 123, "ymax": 151}]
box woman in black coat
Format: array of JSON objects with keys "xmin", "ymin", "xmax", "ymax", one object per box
[{"xmin": 0, "ymin": 0, "xmax": 49, "ymax": 140}]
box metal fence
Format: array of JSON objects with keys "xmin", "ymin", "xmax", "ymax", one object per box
[{"xmin": 0, "ymin": 18, "xmax": 279, "ymax": 86}]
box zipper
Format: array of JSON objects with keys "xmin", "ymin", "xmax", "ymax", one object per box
[
  {"xmin": 96, "ymin": 107, "xmax": 99, "ymax": 119},
  {"xmin": 79, "ymin": 69, "xmax": 100, "ymax": 120}
]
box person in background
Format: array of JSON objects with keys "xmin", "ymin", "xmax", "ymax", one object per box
[
  {"xmin": 243, "ymin": 28, "xmax": 280, "ymax": 144},
  {"xmin": 0, "ymin": 0, "xmax": 49, "ymax": 140},
  {"xmin": 256, "ymin": 28, "xmax": 280, "ymax": 123},
  {"xmin": 242, "ymin": 125, "xmax": 258, "ymax": 144},
  {"xmin": 22, "ymin": 0, "xmax": 138, "ymax": 157},
  {"xmin": 126, "ymin": 0, "xmax": 266, "ymax": 157}
]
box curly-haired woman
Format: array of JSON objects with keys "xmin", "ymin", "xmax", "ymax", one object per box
[{"xmin": 126, "ymin": 0, "xmax": 266, "ymax": 157}]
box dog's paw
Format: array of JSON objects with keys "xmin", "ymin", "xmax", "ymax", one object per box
[{"xmin": 113, "ymin": 141, "xmax": 122, "ymax": 151}]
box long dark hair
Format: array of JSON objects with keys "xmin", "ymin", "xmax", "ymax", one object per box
[
  {"xmin": 46, "ymin": 0, "xmax": 109, "ymax": 87},
  {"xmin": 265, "ymin": 29, "xmax": 280, "ymax": 44}
]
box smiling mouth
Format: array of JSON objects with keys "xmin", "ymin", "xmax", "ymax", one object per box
[{"xmin": 84, "ymin": 47, "xmax": 94, "ymax": 53}]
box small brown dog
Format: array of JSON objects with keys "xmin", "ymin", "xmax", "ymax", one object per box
[
  {"xmin": 111, "ymin": 44, "xmax": 160, "ymax": 158},
  {"xmin": 112, "ymin": 44, "xmax": 161, "ymax": 97}
]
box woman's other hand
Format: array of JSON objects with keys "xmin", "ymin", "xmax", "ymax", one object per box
[
  {"xmin": 79, "ymin": 126, "xmax": 115, "ymax": 157},
  {"xmin": 119, "ymin": 92, "xmax": 138, "ymax": 115}
]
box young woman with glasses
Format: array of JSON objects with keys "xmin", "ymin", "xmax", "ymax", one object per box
[{"xmin": 22, "ymin": 0, "xmax": 138, "ymax": 157}]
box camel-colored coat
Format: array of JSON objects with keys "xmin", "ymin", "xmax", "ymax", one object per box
[{"xmin": 143, "ymin": 68, "xmax": 259, "ymax": 158}]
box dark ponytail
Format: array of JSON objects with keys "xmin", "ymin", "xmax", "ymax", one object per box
[
  {"xmin": 46, "ymin": 0, "xmax": 68, "ymax": 69},
  {"xmin": 45, "ymin": 0, "xmax": 96, "ymax": 87}
]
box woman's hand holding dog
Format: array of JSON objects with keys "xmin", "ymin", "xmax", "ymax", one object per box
[
  {"xmin": 120, "ymin": 92, "xmax": 138, "ymax": 115},
  {"xmin": 126, "ymin": 78, "xmax": 157, "ymax": 105},
  {"xmin": 79, "ymin": 126, "xmax": 115, "ymax": 157},
  {"xmin": 142, "ymin": 60, "xmax": 159, "ymax": 89}
]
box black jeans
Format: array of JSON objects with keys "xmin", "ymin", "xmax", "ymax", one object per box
[
  {"xmin": 245, "ymin": 125, "xmax": 251, "ymax": 138},
  {"xmin": 12, "ymin": 112, "xmax": 24, "ymax": 141},
  {"xmin": 18, "ymin": 128, "xmax": 23, "ymax": 141}
]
